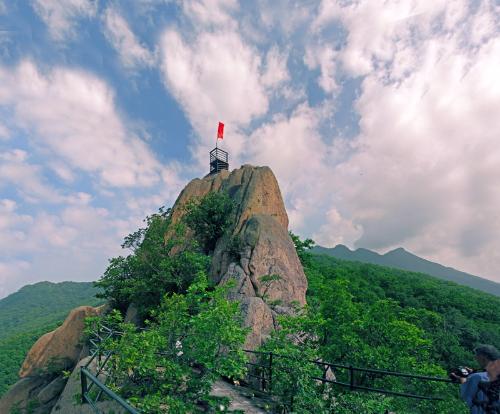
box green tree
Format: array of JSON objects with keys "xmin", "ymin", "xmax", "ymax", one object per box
[
  {"xmin": 183, "ymin": 192, "xmax": 235, "ymax": 254},
  {"xmin": 92, "ymin": 274, "xmax": 248, "ymax": 413},
  {"xmin": 289, "ymin": 231, "xmax": 315, "ymax": 266},
  {"xmin": 95, "ymin": 207, "xmax": 210, "ymax": 318}
]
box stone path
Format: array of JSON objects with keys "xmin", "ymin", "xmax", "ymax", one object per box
[{"xmin": 211, "ymin": 379, "xmax": 273, "ymax": 413}]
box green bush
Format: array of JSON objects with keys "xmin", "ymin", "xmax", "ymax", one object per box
[
  {"xmin": 95, "ymin": 207, "xmax": 210, "ymax": 319},
  {"xmin": 183, "ymin": 192, "xmax": 234, "ymax": 254},
  {"xmin": 280, "ymin": 234, "xmax": 482, "ymax": 413},
  {"xmin": 91, "ymin": 274, "xmax": 248, "ymax": 413}
]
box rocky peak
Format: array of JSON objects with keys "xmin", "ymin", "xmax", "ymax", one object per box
[{"xmin": 167, "ymin": 164, "xmax": 307, "ymax": 349}]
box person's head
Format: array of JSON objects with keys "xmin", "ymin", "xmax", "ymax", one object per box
[{"xmin": 474, "ymin": 344, "xmax": 500, "ymax": 368}]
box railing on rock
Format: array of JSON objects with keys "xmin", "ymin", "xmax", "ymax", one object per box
[{"xmin": 80, "ymin": 325, "xmax": 140, "ymax": 413}]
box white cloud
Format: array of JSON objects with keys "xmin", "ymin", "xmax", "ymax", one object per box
[
  {"xmin": 261, "ymin": 46, "xmax": 290, "ymax": 88},
  {"xmin": 160, "ymin": 28, "xmax": 268, "ymax": 141},
  {"xmin": 245, "ymin": 103, "xmax": 334, "ymax": 232},
  {"xmin": 0, "ymin": 199, "xmax": 135, "ymax": 297},
  {"xmin": 0, "ymin": 260, "xmax": 31, "ymax": 298},
  {"xmin": 32, "ymin": 0, "xmax": 98, "ymax": 41},
  {"xmin": 49, "ymin": 161, "xmax": 75, "ymax": 182},
  {"xmin": 258, "ymin": 0, "xmax": 312, "ymax": 37},
  {"xmin": 313, "ymin": 0, "xmax": 459, "ymax": 77},
  {"xmin": 304, "ymin": 45, "xmax": 338, "ymax": 93},
  {"xmin": 180, "ymin": 0, "xmax": 238, "ymax": 26},
  {"xmin": 0, "ymin": 149, "xmax": 62, "ymax": 203},
  {"xmin": 313, "ymin": 207, "xmax": 362, "ymax": 248},
  {"xmin": 321, "ymin": 0, "xmax": 500, "ymax": 281},
  {"xmin": 0, "ymin": 60, "xmax": 166, "ymax": 188},
  {"xmin": 103, "ymin": 7, "xmax": 155, "ymax": 69}
]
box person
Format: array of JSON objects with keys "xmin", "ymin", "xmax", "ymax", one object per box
[{"xmin": 454, "ymin": 345, "xmax": 500, "ymax": 413}]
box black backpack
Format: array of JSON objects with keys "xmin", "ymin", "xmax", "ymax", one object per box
[{"xmin": 475, "ymin": 377, "xmax": 500, "ymax": 414}]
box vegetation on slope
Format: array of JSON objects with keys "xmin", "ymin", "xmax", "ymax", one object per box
[
  {"xmin": 257, "ymin": 238, "xmax": 500, "ymax": 413},
  {"xmin": 92, "ymin": 193, "xmax": 249, "ymax": 412},
  {"xmin": 0, "ymin": 281, "xmax": 103, "ymax": 396},
  {"xmin": 88, "ymin": 193, "xmax": 500, "ymax": 413}
]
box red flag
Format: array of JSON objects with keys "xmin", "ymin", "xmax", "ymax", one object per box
[{"xmin": 217, "ymin": 122, "xmax": 224, "ymax": 139}]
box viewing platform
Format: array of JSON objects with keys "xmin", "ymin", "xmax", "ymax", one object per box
[{"xmin": 209, "ymin": 147, "xmax": 229, "ymax": 175}]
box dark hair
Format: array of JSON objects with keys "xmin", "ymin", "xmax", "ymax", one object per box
[{"xmin": 474, "ymin": 345, "xmax": 500, "ymax": 361}]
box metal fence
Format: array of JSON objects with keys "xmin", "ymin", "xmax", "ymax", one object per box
[
  {"xmin": 80, "ymin": 324, "xmax": 140, "ymax": 413},
  {"xmin": 243, "ymin": 349, "xmax": 455, "ymax": 410}
]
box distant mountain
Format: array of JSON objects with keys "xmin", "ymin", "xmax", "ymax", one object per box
[
  {"xmin": 0, "ymin": 281, "xmax": 104, "ymax": 396},
  {"xmin": 312, "ymin": 245, "xmax": 500, "ymax": 297}
]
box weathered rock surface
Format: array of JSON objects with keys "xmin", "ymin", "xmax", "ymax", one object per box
[
  {"xmin": 50, "ymin": 356, "xmax": 126, "ymax": 414},
  {"xmin": 19, "ymin": 305, "xmax": 104, "ymax": 378},
  {"xmin": 167, "ymin": 165, "xmax": 307, "ymax": 349},
  {"xmin": 37, "ymin": 376, "xmax": 67, "ymax": 405},
  {"xmin": 0, "ymin": 376, "xmax": 50, "ymax": 413},
  {"xmin": 211, "ymin": 379, "xmax": 272, "ymax": 413}
]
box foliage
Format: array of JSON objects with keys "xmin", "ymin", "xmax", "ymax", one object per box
[
  {"xmin": 91, "ymin": 274, "xmax": 248, "ymax": 413},
  {"xmin": 258, "ymin": 309, "xmax": 331, "ymax": 413},
  {"xmin": 0, "ymin": 281, "xmax": 103, "ymax": 341},
  {"xmin": 95, "ymin": 207, "xmax": 210, "ymax": 318},
  {"xmin": 289, "ymin": 231, "xmax": 315, "ymax": 266},
  {"xmin": 183, "ymin": 192, "xmax": 235, "ymax": 254},
  {"xmin": 96, "ymin": 193, "xmax": 235, "ymax": 319},
  {"xmin": 258, "ymin": 274, "xmax": 282, "ymax": 302},
  {"xmin": 309, "ymin": 254, "xmax": 500, "ymax": 370},
  {"xmin": 270, "ymin": 234, "xmax": 488, "ymax": 413}
]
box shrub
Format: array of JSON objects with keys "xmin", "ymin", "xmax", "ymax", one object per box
[{"xmin": 183, "ymin": 192, "xmax": 235, "ymax": 254}]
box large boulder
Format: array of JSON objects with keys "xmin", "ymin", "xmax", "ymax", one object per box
[
  {"xmin": 167, "ymin": 165, "xmax": 307, "ymax": 349},
  {"xmin": 19, "ymin": 305, "xmax": 103, "ymax": 378}
]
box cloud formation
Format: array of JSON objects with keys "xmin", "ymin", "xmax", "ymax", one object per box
[
  {"xmin": 103, "ymin": 7, "xmax": 156, "ymax": 69},
  {"xmin": 0, "ymin": 61, "xmax": 163, "ymax": 187},
  {"xmin": 311, "ymin": 0, "xmax": 500, "ymax": 280},
  {"xmin": 32, "ymin": 0, "xmax": 98, "ymax": 41},
  {"xmin": 2, "ymin": 0, "xmax": 500, "ymax": 297}
]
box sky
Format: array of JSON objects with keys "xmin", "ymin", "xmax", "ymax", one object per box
[{"xmin": 0, "ymin": 0, "xmax": 499, "ymax": 298}]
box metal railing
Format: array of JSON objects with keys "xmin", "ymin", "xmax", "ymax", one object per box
[
  {"xmin": 80, "ymin": 324, "xmax": 140, "ymax": 413},
  {"xmin": 209, "ymin": 147, "xmax": 228, "ymax": 163},
  {"xmin": 81, "ymin": 367, "xmax": 140, "ymax": 414},
  {"xmin": 243, "ymin": 349, "xmax": 455, "ymax": 408}
]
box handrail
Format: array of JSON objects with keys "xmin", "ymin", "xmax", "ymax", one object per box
[
  {"xmin": 242, "ymin": 350, "xmax": 454, "ymax": 402},
  {"xmin": 81, "ymin": 367, "xmax": 140, "ymax": 414},
  {"xmin": 244, "ymin": 349, "xmax": 453, "ymax": 384}
]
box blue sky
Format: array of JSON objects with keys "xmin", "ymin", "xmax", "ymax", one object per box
[{"xmin": 1, "ymin": 0, "xmax": 499, "ymax": 297}]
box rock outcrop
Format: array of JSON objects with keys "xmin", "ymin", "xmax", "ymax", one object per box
[
  {"xmin": 19, "ymin": 305, "xmax": 103, "ymax": 377},
  {"xmin": 167, "ymin": 165, "xmax": 308, "ymax": 349},
  {"xmin": 0, "ymin": 305, "xmax": 104, "ymax": 413}
]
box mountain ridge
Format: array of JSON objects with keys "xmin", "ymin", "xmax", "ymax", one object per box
[{"xmin": 312, "ymin": 244, "xmax": 500, "ymax": 297}]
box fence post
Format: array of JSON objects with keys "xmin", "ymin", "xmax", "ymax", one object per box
[
  {"xmin": 349, "ymin": 365, "xmax": 354, "ymax": 390},
  {"xmin": 269, "ymin": 352, "xmax": 273, "ymax": 394},
  {"xmin": 81, "ymin": 368, "xmax": 87, "ymax": 404}
]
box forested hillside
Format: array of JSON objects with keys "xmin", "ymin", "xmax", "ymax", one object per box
[
  {"xmin": 296, "ymin": 250, "xmax": 500, "ymax": 412},
  {"xmin": 0, "ymin": 281, "xmax": 103, "ymax": 396}
]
